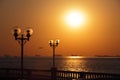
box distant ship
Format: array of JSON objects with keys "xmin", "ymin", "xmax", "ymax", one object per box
[
  {"xmin": 95, "ymin": 55, "xmax": 120, "ymax": 57},
  {"xmin": 35, "ymin": 54, "xmax": 41, "ymax": 57},
  {"xmin": 3, "ymin": 54, "xmax": 11, "ymax": 58},
  {"xmin": 70, "ymin": 54, "xmax": 82, "ymax": 56}
]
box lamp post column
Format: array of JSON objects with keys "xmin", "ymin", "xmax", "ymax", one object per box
[
  {"xmin": 53, "ymin": 46, "xmax": 55, "ymax": 68},
  {"xmin": 12, "ymin": 27, "xmax": 33, "ymax": 80},
  {"xmin": 21, "ymin": 34, "xmax": 24, "ymax": 80},
  {"xmin": 49, "ymin": 40, "xmax": 59, "ymax": 80}
]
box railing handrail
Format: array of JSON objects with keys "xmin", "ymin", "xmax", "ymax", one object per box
[
  {"xmin": 0, "ymin": 68, "xmax": 120, "ymax": 76},
  {"xmin": 0, "ymin": 68, "xmax": 120, "ymax": 80},
  {"xmin": 57, "ymin": 70, "xmax": 120, "ymax": 76},
  {"xmin": 0, "ymin": 68, "xmax": 50, "ymax": 72},
  {"xmin": 0, "ymin": 68, "xmax": 119, "ymax": 75}
]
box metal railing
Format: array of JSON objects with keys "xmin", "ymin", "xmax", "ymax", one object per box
[
  {"xmin": 0, "ymin": 68, "xmax": 51, "ymax": 80},
  {"xmin": 56, "ymin": 70, "xmax": 120, "ymax": 80},
  {"xmin": 0, "ymin": 68, "xmax": 120, "ymax": 80}
]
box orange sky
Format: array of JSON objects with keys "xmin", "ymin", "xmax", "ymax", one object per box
[{"xmin": 0, "ymin": 0, "xmax": 120, "ymax": 56}]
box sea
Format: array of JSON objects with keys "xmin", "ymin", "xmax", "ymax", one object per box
[{"xmin": 0, "ymin": 56, "xmax": 120, "ymax": 74}]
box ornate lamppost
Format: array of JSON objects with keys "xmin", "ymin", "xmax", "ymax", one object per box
[
  {"xmin": 12, "ymin": 27, "xmax": 33, "ymax": 80},
  {"xmin": 49, "ymin": 40, "xmax": 59, "ymax": 80},
  {"xmin": 49, "ymin": 39, "xmax": 59, "ymax": 68}
]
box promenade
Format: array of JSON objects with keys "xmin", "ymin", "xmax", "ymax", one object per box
[{"xmin": 0, "ymin": 68, "xmax": 120, "ymax": 80}]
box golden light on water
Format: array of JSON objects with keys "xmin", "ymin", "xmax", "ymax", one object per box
[
  {"xmin": 62, "ymin": 56, "xmax": 87, "ymax": 72},
  {"xmin": 68, "ymin": 56, "xmax": 84, "ymax": 59},
  {"xmin": 65, "ymin": 10, "xmax": 85, "ymax": 28}
]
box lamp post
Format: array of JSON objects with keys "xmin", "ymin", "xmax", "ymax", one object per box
[
  {"xmin": 12, "ymin": 27, "xmax": 33, "ymax": 80},
  {"xmin": 49, "ymin": 39, "xmax": 59, "ymax": 68}
]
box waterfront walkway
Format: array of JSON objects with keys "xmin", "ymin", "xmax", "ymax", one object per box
[{"xmin": 0, "ymin": 68, "xmax": 120, "ymax": 80}]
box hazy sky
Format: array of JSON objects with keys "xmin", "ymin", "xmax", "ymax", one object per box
[{"xmin": 0, "ymin": 0, "xmax": 120, "ymax": 56}]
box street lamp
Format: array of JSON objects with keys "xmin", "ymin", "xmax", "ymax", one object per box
[
  {"xmin": 12, "ymin": 27, "xmax": 33, "ymax": 80},
  {"xmin": 49, "ymin": 39, "xmax": 59, "ymax": 68}
]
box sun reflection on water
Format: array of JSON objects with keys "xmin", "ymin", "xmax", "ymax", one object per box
[
  {"xmin": 57, "ymin": 56, "xmax": 90, "ymax": 72},
  {"xmin": 67, "ymin": 56, "xmax": 84, "ymax": 59}
]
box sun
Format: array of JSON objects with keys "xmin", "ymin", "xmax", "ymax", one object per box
[{"xmin": 65, "ymin": 11, "xmax": 85, "ymax": 28}]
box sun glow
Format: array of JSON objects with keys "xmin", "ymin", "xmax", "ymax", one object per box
[
  {"xmin": 65, "ymin": 11, "xmax": 85, "ymax": 28},
  {"xmin": 68, "ymin": 56, "xmax": 83, "ymax": 59}
]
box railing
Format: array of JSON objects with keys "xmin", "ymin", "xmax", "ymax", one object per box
[
  {"xmin": 0, "ymin": 68, "xmax": 120, "ymax": 80},
  {"xmin": 56, "ymin": 70, "xmax": 120, "ymax": 80},
  {"xmin": 0, "ymin": 68, "xmax": 51, "ymax": 80}
]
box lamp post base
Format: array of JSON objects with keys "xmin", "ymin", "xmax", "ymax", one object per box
[{"xmin": 51, "ymin": 67, "xmax": 57, "ymax": 80}]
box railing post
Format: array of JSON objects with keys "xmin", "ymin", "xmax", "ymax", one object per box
[
  {"xmin": 51, "ymin": 67, "xmax": 57, "ymax": 80},
  {"xmin": 80, "ymin": 72, "xmax": 86, "ymax": 79},
  {"xmin": 6, "ymin": 69, "xmax": 9, "ymax": 75},
  {"xmin": 27, "ymin": 70, "xmax": 32, "ymax": 76}
]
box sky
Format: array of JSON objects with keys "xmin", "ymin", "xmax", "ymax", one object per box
[{"xmin": 0, "ymin": 0, "xmax": 120, "ymax": 56}]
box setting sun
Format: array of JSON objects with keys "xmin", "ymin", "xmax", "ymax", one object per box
[{"xmin": 65, "ymin": 11, "xmax": 85, "ymax": 28}]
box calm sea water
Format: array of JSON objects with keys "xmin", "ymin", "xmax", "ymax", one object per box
[{"xmin": 0, "ymin": 56, "xmax": 120, "ymax": 74}]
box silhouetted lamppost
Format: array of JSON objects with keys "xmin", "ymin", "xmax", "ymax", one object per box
[
  {"xmin": 49, "ymin": 39, "xmax": 59, "ymax": 68},
  {"xmin": 12, "ymin": 27, "xmax": 33, "ymax": 80}
]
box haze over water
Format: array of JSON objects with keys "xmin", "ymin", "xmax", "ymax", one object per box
[{"xmin": 0, "ymin": 56, "xmax": 120, "ymax": 74}]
